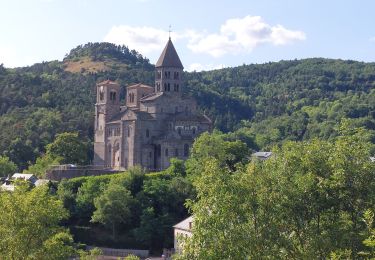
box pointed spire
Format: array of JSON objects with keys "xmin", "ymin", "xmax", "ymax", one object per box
[{"xmin": 155, "ymin": 38, "xmax": 184, "ymax": 69}]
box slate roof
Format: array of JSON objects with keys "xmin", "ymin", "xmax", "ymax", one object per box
[
  {"xmin": 140, "ymin": 92, "xmax": 164, "ymax": 102},
  {"xmin": 127, "ymin": 83, "xmax": 154, "ymax": 89},
  {"xmin": 168, "ymin": 112, "xmax": 212, "ymax": 123},
  {"xmin": 155, "ymin": 38, "xmax": 184, "ymax": 69}
]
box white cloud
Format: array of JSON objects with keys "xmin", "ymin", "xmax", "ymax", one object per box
[
  {"xmin": 187, "ymin": 63, "xmax": 226, "ymax": 72},
  {"xmin": 187, "ymin": 15, "xmax": 306, "ymax": 57},
  {"xmin": 104, "ymin": 25, "xmax": 171, "ymax": 54},
  {"xmin": 103, "ymin": 15, "xmax": 305, "ymax": 60}
]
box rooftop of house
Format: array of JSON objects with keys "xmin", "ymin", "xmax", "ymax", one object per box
[
  {"xmin": 252, "ymin": 152, "xmax": 273, "ymax": 159},
  {"xmin": 173, "ymin": 216, "xmax": 194, "ymax": 231}
]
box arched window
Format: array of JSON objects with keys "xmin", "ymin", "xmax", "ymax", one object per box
[
  {"xmin": 184, "ymin": 144, "xmax": 189, "ymax": 157},
  {"xmin": 192, "ymin": 127, "xmax": 196, "ymax": 135},
  {"xmin": 99, "ymin": 89, "xmax": 104, "ymax": 101},
  {"xmin": 165, "ymin": 148, "xmax": 169, "ymax": 157},
  {"xmin": 110, "ymin": 91, "xmax": 116, "ymax": 101},
  {"xmin": 167, "ymin": 83, "xmax": 170, "ymax": 91},
  {"xmin": 146, "ymin": 129, "xmax": 150, "ymax": 138},
  {"xmin": 178, "ymin": 127, "xmax": 182, "ymax": 135}
]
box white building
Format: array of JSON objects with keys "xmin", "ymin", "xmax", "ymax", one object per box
[{"xmin": 173, "ymin": 216, "xmax": 193, "ymax": 254}]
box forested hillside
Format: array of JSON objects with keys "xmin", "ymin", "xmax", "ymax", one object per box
[{"xmin": 1, "ymin": 42, "xmax": 375, "ymax": 169}]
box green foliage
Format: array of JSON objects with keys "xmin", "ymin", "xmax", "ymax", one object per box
[
  {"xmin": 91, "ymin": 180, "xmax": 134, "ymax": 239},
  {"xmin": 186, "ymin": 130, "xmax": 250, "ymax": 176},
  {"xmin": 78, "ymin": 247, "xmax": 102, "ymax": 260},
  {"xmin": 0, "ymin": 184, "xmax": 74, "ymax": 259},
  {"xmin": 0, "ymin": 155, "xmax": 17, "ymax": 177},
  {"xmin": 24, "ymin": 153, "xmax": 61, "ymax": 177},
  {"xmin": 124, "ymin": 254, "xmax": 140, "ymax": 260},
  {"xmin": 178, "ymin": 125, "xmax": 375, "ymax": 259},
  {"xmin": 46, "ymin": 132, "xmax": 89, "ymax": 165}
]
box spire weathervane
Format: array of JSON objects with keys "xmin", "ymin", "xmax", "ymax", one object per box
[{"xmin": 169, "ymin": 25, "xmax": 172, "ymax": 39}]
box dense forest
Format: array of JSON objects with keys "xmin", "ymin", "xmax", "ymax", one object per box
[{"xmin": 1, "ymin": 42, "xmax": 375, "ymax": 170}]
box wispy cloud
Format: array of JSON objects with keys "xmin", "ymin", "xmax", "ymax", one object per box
[
  {"xmin": 103, "ymin": 15, "xmax": 306, "ymax": 59},
  {"xmin": 104, "ymin": 25, "xmax": 171, "ymax": 54},
  {"xmin": 187, "ymin": 15, "xmax": 306, "ymax": 57}
]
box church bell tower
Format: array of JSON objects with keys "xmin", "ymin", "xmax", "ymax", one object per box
[
  {"xmin": 93, "ymin": 80, "xmax": 120, "ymax": 166},
  {"xmin": 154, "ymin": 38, "xmax": 184, "ymax": 96}
]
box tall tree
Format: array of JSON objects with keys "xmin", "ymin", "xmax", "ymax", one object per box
[
  {"xmin": 0, "ymin": 184, "xmax": 75, "ymax": 259},
  {"xmin": 46, "ymin": 132, "xmax": 89, "ymax": 165},
  {"xmin": 91, "ymin": 181, "xmax": 134, "ymax": 239}
]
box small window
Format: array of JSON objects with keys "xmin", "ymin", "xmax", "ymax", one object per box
[
  {"xmin": 99, "ymin": 90, "xmax": 104, "ymax": 101},
  {"xmin": 146, "ymin": 129, "xmax": 150, "ymax": 138},
  {"xmin": 174, "ymin": 71, "xmax": 179, "ymax": 79},
  {"xmin": 192, "ymin": 128, "xmax": 196, "ymax": 134},
  {"xmin": 175, "ymin": 148, "xmax": 179, "ymax": 157},
  {"xmin": 178, "ymin": 128, "xmax": 182, "ymax": 135},
  {"xmin": 184, "ymin": 144, "xmax": 189, "ymax": 157},
  {"xmin": 165, "ymin": 148, "xmax": 169, "ymax": 157},
  {"xmin": 176, "ymin": 84, "xmax": 179, "ymax": 92},
  {"xmin": 164, "ymin": 83, "xmax": 167, "ymax": 91},
  {"xmin": 167, "ymin": 83, "xmax": 170, "ymax": 91}
]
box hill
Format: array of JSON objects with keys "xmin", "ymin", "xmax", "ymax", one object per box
[{"xmin": 0, "ymin": 42, "xmax": 374, "ymax": 169}]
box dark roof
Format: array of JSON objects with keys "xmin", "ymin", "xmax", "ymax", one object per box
[
  {"xmin": 140, "ymin": 92, "xmax": 163, "ymax": 102},
  {"xmin": 155, "ymin": 38, "xmax": 184, "ymax": 69},
  {"xmin": 127, "ymin": 83, "xmax": 154, "ymax": 89},
  {"xmin": 168, "ymin": 112, "xmax": 212, "ymax": 123}
]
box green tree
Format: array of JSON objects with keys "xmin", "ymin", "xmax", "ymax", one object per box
[
  {"xmin": 24, "ymin": 153, "xmax": 62, "ymax": 178},
  {"xmin": 186, "ymin": 131, "xmax": 250, "ymax": 177},
  {"xmin": 91, "ymin": 181, "xmax": 134, "ymax": 239},
  {"xmin": 178, "ymin": 125, "xmax": 375, "ymax": 259},
  {"xmin": 0, "ymin": 156, "xmax": 17, "ymax": 177},
  {"xmin": 0, "ymin": 184, "xmax": 75, "ymax": 259},
  {"xmin": 46, "ymin": 132, "xmax": 89, "ymax": 165}
]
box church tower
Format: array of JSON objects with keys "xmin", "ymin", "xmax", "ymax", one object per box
[
  {"xmin": 154, "ymin": 38, "xmax": 184, "ymax": 95},
  {"xmin": 93, "ymin": 80, "xmax": 120, "ymax": 166}
]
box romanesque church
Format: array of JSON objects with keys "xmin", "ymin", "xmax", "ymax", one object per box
[{"xmin": 93, "ymin": 38, "xmax": 212, "ymax": 170}]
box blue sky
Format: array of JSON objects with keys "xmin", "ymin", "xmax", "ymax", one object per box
[{"xmin": 1, "ymin": 0, "xmax": 375, "ymax": 70}]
